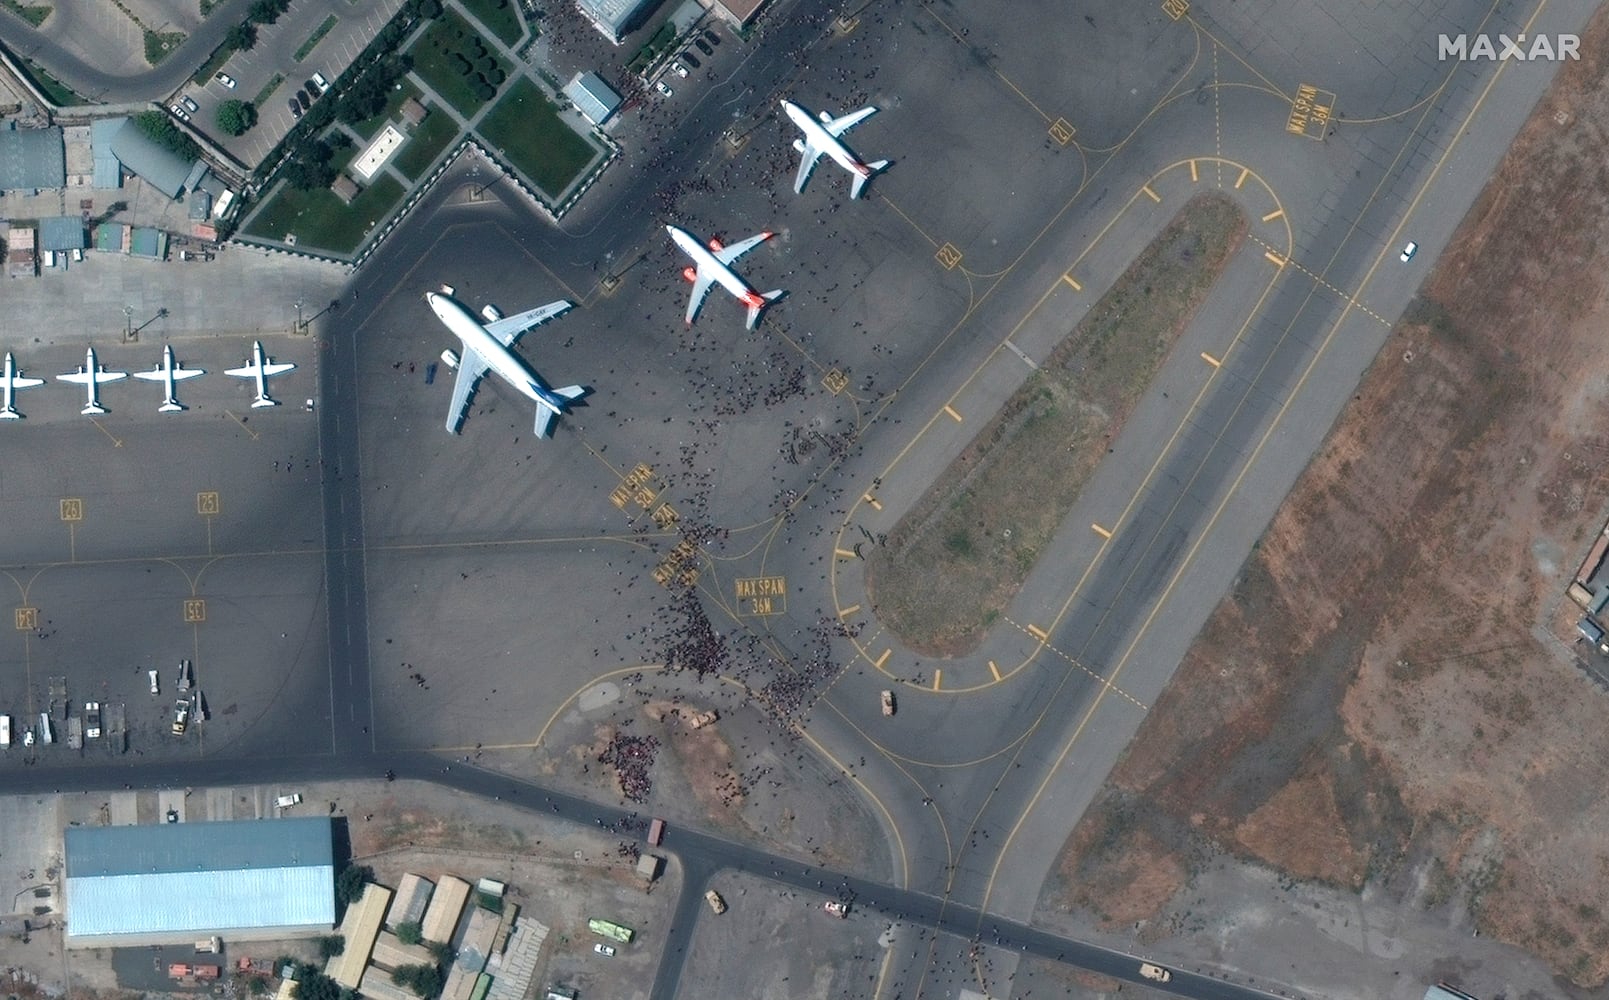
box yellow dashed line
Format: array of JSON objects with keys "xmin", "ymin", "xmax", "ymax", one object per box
[
  {"xmin": 1002, "ymin": 617, "xmax": 1148, "ymax": 708},
  {"xmin": 931, "ymin": 670, "xmax": 943, "ymax": 691},
  {"xmin": 874, "ymin": 648, "xmax": 891, "ymax": 669},
  {"xmin": 943, "ymin": 404, "xmax": 962, "ymax": 422},
  {"xmin": 1141, "ymin": 185, "xmax": 1161, "ymax": 203},
  {"xmin": 1249, "ymin": 235, "xmax": 1394, "ymax": 327},
  {"xmin": 1061, "ymin": 273, "xmax": 1081, "ymax": 290},
  {"xmin": 1200, "ymin": 351, "xmax": 1221, "ymax": 368},
  {"xmin": 1235, "ymin": 167, "xmax": 1250, "ymax": 189},
  {"xmin": 988, "ymin": 661, "xmax": 1001, "ymax": 681},
  {"xmin": 1261, "ymin": 208, "xmax": 1284, "ymax": 223},
  {"xmin": 839, "ymin": 604, "xmax": 861, "ymax": 617},
  {"xmin": 1025, "ymin": 624, "xmax": 1048, "ymax": 641},
  {"xmin": 1091, "ymin": 522, "xmax": 1112, "ymax": 538}
]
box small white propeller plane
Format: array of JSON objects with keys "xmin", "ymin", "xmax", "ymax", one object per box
[
  {"xmin": 0, "ymin": 352, "xmax": 45, "ymax": 419},
  {"xmin": 667, "ymin": 224, "xmax": 784, "ymax": 329},
  {"xmin": 782, "ymin": 99, "xmax": 889, "ymax": 200},
  {"xmin": 225, "ymin": 340, "xmax": 296, "ymax": 408},
  {"xmin": 132, "ymin": 344, "xmax": 205, "ymax": 412},
  {"xmin": 57, "ymin": 347, "xmax": 127, "ymax": 415},
  {"xmin": 428, "ymin": 286, "xmax": 585, "ymax": 437}
]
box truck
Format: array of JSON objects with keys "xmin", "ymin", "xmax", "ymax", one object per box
[
  {"xmin": 648, "ymin": 817, "xmax": 665, "ymax": 845},
  {"xmin": 85, "ymin": 702, "xmax": 101, "ymax": 739},
  {"xmin": 171, "ymin": 699, "xmax": 190, "ymax": 736},
  {"xmin": 703, "ymin": 889, "xmax": 727, "ymax": 915},
  {"xmin": 196, "ymin": 936, "xmax": 220, "ymax": 953},
  {"xmin": 1139, "ymin": 963, "xmax": 1171, "ymax": 983},
  {"xmin": 38, "ymin": 712, "xmax": 52, "ymax": 744},
  {"xmin": 275, "ymin": 792, "xmax": 302, "ymax": 809},
  {"xmin": 587, "ymin": 918, "xmax": 634, "ymax": 943},
  {"xmin": 0, "ymin": 714, "xmax": 9, "ymax": 747},
  {"xmin": 67, "ymin": 716, "xmax": 82, "ymax": 750},
  {"xmin": 177, "ymin": 659, "xmax": 192, "ymax": 692},
  {"xmin": 881, "ymin": 690, "xmax": 895, "ymax": 716}
]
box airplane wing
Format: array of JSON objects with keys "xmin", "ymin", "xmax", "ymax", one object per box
[
  {"xmin": 825, "ymin": 106, "xmax": 877, "ymax": 137},
  {"xmin": 714, "ymin": 232, "xmax": 771, "ymax": 266},
  {"xmin": 10, "ymin": 374, "xmax": 43, "ymax": 388},
  {"xmin": 132, "ymin": 367, "xmax": 165, "ymax": 382},
  {"xmin": 685, "ymin": 269, "xmax": 715, "ymax": 326},
  {"xmin": 444, "ymin": 348, "xmax": 492, "ymax": 434},
  {"xmin": 172, "ymin": 366, "xmax": 205, "ymax": 380},
  {"xmin": 793, "ymin": 139, "xmax": 822, "ymax": 194},
  {"xmin": 60, "ymin": 369, "xmax": 125, "ymax": 385},
  {"xmin": 534, "ymin": 406, "xmax": 558, "ymax": 439},
  {"xmin": 484, "ymin": 301, "xmax": 573, "ymax": 347}
]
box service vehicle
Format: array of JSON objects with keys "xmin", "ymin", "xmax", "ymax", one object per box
[
  {"xmin": 215, "ymin": 72, "xmax": 236, "ymax": 88},
  {"xmin": 311, "ymin": 71, "xmax": 329, "ymax": 92},
  {"xmin": 592, "ymin": 943, "xmax": 615, "ymax": 957},
  {"xmin": 881, "ymin": 690, "xmax": 895, "ymax": 716},
  {"xmin": 171, "ymin": 699, "xmax": 189, "ymax": 735},
  {"xmin": 22, "ymin": 728, "xmax": 33, "ymax": 747},
  {"xmin": 38, "ymin": 713, "xmax": 52, "ymax": 744},
  {"xmin": 149, "ymin": 669, "xmax": 160, "ymax": 695},
  {"xmin": 1400, "ymin": 240, "xmax": 1418, "ymax": 262},
  {"xmin": 85, "ymin": 702, "xmax": 101, "ymax": 739},
  {"xmin": 587, "ymin": 918, "xmax": 634, "ymax": 943},
  {"xmin": 824, "ymin": 901, "xmax": 848, "ymax": 917},
  {"xmin": 275, "ymin": 792, "xmax": 302, "ymax": 808},
  {"xmin": 1139, "ymin": 963, "xmax": 1171, "ymax": 983},
  {"xmin": 169, "ymin": 103, "xmax": 190, "ymax": 122},
  {"xmin": 704, "ymin": 889, "xmax": 726, "ymax": 914},
  {"xmin": 177, "ymin": 659, "xmax": 191, "ymax": 691},
  {"xmin": 182, "ymin": 96, "xmax": 199, "ymax": 113},
  {"xmin": 0, "ymin": 714, "xmax": 9, "ymax": 747},
  {"xmin": 648, "ymin": 817, "xmax": 665, "ymax": 845},
  {"xmin": 655, "ymin": 80, "xmax": 673, "ymax": 97},
  {"xmin": 670, "ymin": 61, "xmax": 688, "ymax": 78},
  {"xmin": 481, "ymin": 304, "xmax": 503, "ymax": 322}
]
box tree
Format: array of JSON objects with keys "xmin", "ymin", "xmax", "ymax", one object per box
[
  {"xmin": 225, "ymin": 20, "xmax": 257, "ymax": 51},
  {"xmin": 395, "ymin": 921, "xmax": 423, "ymax": 946},
  {"xmin": 132, "ymin": 111, "xmax": 201, "ymax": 160},
  {"xmin": 249, "ymin": 0, "xmax": 285, "ymax": 23},
  {"xmin": 291, "ymin": 968, "xmax": 340, "ymax": 1000},
  {"xmin": 215, "ymin": 99, "xmax": 258, "ymax": 136},
  {"xmin": 425, "ymin": 941, "xmax": 454, "ymax": 967},
  {"xmin": 316, "ymin": 934, "xmax": 345, "ymax": 959},
  {"xmin": 390, "ymin": 964, "xmax": 443, "ymax": 999},
  {"xmin": 334, "ymin": 863, "xmax": 374, "ymax": 905}
]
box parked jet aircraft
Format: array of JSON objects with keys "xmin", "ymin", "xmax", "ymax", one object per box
[
  {"xmin": 58, "ymin": 347, "xmax": 127, "ymax": 415},
  {"xmin": 782, "ymin": 99, "xmax": 888, "ymax": 199},
  {"xmin": 0, "ymin": 352, "xmax": 45, "ymax": 419},
  {"xmin": 133, "ymin": 344, "xmax": 205, "ymax": 412},
  {"xmin": 667, "ymin": 225, "xmax": 784, "ymax": 329},
  {"xmin": 225, "ymin": 341, "xmax": 295, "ymax": 408},
  {"xmin": 428, "ymin": 287, "xmax": 586, "ymax": 437}
]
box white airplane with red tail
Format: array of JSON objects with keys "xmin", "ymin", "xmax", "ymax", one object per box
[{"xmin": 667, "ymin": 224, "xmax": 784, "ymax": 330}]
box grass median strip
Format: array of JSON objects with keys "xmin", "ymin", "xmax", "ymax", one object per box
[
  {"xmin": 2, "ymin": 1, "xmax": 50, "ymax": 27},
  {"xmin": 295, "ymin": 14, "xmax": 337, "ymax": 61},
  {"xmin": 865, "ymin": 191, "xmax": 1247, "ymax": 656}
]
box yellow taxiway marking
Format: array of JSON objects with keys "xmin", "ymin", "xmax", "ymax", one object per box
[
  {"xmin": 1061, "ymin": 273, "xmax": 1081, "ymax": 290},
  {"xmin": 1091, "ymin": 522, "xmax": 1112, "ymax": 539},
  {"xmin": 196, "ymin": 491, "xmax": 221, "ymax": 516},
  {"xmin": 59, "ymin": 498, "xmax": 83, "ymax": 522},
  {"xmin": 931, "ymin": 670, "xmax": 943, "ymax": 691},
  {"xmin": 1025, "ymin": 624, "xmax": 1048, "ymax": 641},
  {"xmin": 943, "ymin": 404, "xmax": 962, "ymax": 422},
  {"xmin": 988, "ymin": 661, "xmax": 1002, "ymax": 681},
  {"xmin": 223, "ymin": 410, "xmax": 259, "ymax": 439},
  {"xmin": 835, "ymin": 548, "xmax": 857, "ymax": 559},
  {"xmin": 89, "ymin": 419, "xmax": 122, "ymax": 447},
  {"xmin": 1141, "ymin": 185, "xmax": 1161, "ymax": 202},
  {"xmin": 1235, "ymin": 167, "xmax": 1250, "ymax": 189},
  {"xmin": 1201, "ymin": 351, "xmax": 1221, "ymax": 368},
  {"xmin": 1262, "ymin": 208, "xmax": 1284, "ymax": 223},
  {"xmin": 863, "ymin": 493, "xmax": 883, "ymax": 511},
  {"xmin": 874, "ymin": 648, "xmax": 891, "ymax": 669},
  {"xmin": 1189, "ymin": 159, "xmax": 1198, "ymax": 182},
  {"xmin": 1265, "ymin": 250, "xmax": 1287, "ymax": 268},
  {"xmin": 15, "ymin": 607, "xmax": 37, "ymax": 630}
]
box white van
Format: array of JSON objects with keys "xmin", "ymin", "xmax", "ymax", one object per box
[
  {"xmin": 0, "ymin": 714, "xmax": 10, "ymax": 747},
  {"xmin": 42, "ymin": 250, "xmax": 54, "ymax": 268},
  {"xmin": 38, "ymin": 712, "xmax": 52, "ymax": 744}
]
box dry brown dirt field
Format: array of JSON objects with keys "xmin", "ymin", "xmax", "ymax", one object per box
[{"xmin": 1041, "ymin": 5, "xmax": 1609, "ymax": 991}]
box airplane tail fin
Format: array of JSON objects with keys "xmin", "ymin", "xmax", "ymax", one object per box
[
  {"xmin": 0, "ymin": 406, "xmax": 19, "ymax": 420},
  {"xmin": 747, "ymin": 290, "xmax": 786, "ymax": 330},
  {"xmin": 82, "ymin": 403, "xmax": 107, "ymax": 416},
  {"xmin": 851, "ymin": 161, "xmax": 890, "ymax": 199},
  {"xmin": 554, "ymin": 385, "xmax": 587, "ymax": 402},
  {"xmin": 159, "ymin": 401, "xmax": 185, "ymax": 413},
  {"xmin": 250, "ymin": 396, "xmax": 279, "ymax": 409}
]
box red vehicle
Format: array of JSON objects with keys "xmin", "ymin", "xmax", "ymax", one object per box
[{"xmin": 648, "ymin": 818, "xmax": 665, "ymax": 846}]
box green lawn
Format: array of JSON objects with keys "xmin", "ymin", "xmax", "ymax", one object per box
[
  {"xmin": 20, "ymin": 55, "xmax": 80, "ymax": 105},
  {"xmin": 476, "ymin": 77, "xmax": 598, "ymax": 197},
  {"xmin": 192, "ymin": 42, "xmax": 232, "ymax": 85},
  {"xmin": 144, "ymin": 29, "xmax": 186, "ymax": 66},
  {"xmin": 458, "ymin": 0, "xmax": 521, "ymax": 45},
  {"xmin": 394, "ymin": 107, "xmax": 459, "ymax": 178},
  {"xmin": 244, "ymin": 175, "xmax": 405, "ymax": 255},
  {"xmin": 2, "ymin": 1, "xmax": 50, "ymax": 27},
  {"xmin": 351, "ymin": 79, "xmax": 421, "ymax": 139},
  {"xmin": 294, "ymin": 14, "xmax": 337, "ymax": 61},
  {"xmin": 408, "ymin": 9, "xmax": 508, "ymax": 116},
  {"xmin": 254, "ymin": 73, "xmax": 284, "ymax": 106}
]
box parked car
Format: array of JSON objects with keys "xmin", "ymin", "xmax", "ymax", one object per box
[
  {"xmin": 149, "ymin": 669, "xmax": 160, "ymax": 695},
  {"xmin": 169, "ymin": 104, "xmax": 190, "ymax": 122},
  {"xmin": 694, "ymin": 37, "xmax": 713, "ymax": 55},
  {"xmin": 1399, "ymin": 240, "xmax": 1418, "ymax": 263},
  {"xmin": 670, "ymin": 61, "xmax": 689, "ymax": 78},
  {"xmin": 303, "ymin": 81, "xmax": 321, "ymax": 104},
  {"xmin": 310, "ymin": 71, "xmax": 329, "ymax": 93},
  {"xmin": 296, "ymin": 92, "xmax": 311, "ymax": 112},
  {"xmin": 703, "ymin": 28, "xmax": 720, "ymax": 44},
  {"xmin": 171, "ymin": 699, "xmax": 189, "ymax": 736},
  {"xmin": 182, "ymin": 95, "xmax": 199, "ymax": 113},
  {"xmin": 655, "ymin": 80, "xmax": 674, "ymax": 97},
  {"xmin": 215, "ymin": 72, "xmax": 236, "ymax": 89},
  {"xmin": 289, "ymin": 99, "xmax": 303, "ymax": 119},
  {"xmin": 275, "ymin": 792, "xmax": 302, "ymax": 808},
  {"xmin": 704, "ymin": 889, "xmax": 726, "ymax": 914},
  {"xmin": 592, "ymin": 943, "xmax": 615, "ymax": 957},
  {"xmin": 681, "ymin": 50, "xmax": 700, "ymax": 68}
]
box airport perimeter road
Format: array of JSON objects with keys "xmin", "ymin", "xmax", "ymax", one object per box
[{"xmin": 0, "ymin": 752, "xmax": 1298, "ymax": 1000}]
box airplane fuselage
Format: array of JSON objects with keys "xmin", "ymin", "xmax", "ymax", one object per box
[
  {"xmin": 668, "ymin": 226, "xmax": 765, "ymax": 307},
  {"xmin": 427, "ymin": 293, "xmax": 564, "ymax": 413},
  {"xmin": 783, "ymin": 100, "xmax": 871, "ymax": 177}
]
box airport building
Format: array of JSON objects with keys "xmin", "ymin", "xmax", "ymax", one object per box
[
  {"xmin": 574, "ymin": 0, "xmax": 663, "ymax": 44},
  {"xmin": 563, "ymin": 73, "xmax": 622, "ymax": 127},
  {"xmin": 64, "ymin": 817, "xmax": 337, "ymax": 947}
]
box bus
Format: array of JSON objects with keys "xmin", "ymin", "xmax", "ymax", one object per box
[{"xmin": 588, "ymin": 919, "xmax": 634, "ymax": 944}]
